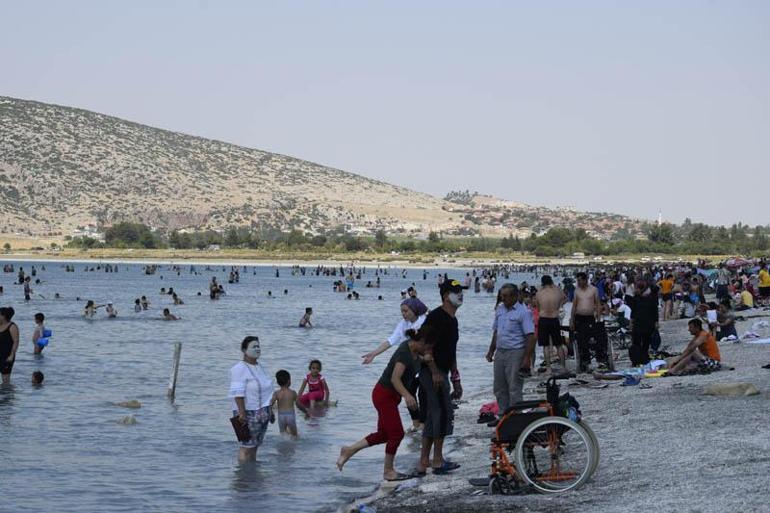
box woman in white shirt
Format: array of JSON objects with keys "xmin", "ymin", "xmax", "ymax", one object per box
[
  {"xmin": 229, "ymin": 336, "xmax": 275, "ymax": 462},
  {"xmin": 361, "ymin": 298, "xmax": 428, "ymax": 365}
]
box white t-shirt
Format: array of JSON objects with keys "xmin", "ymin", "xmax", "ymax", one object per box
[
  {"xmin": 228, "ymin": 361, "xmax": 274, "ymax": 411},
  {"xmin": 387, "ymin": 314, "xmax": 427, "ymax": 346},
  {"xmin": 617, "ymin": 304, "xmax": 632, "ymax": 320}
]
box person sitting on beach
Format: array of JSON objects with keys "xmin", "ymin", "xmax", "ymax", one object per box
[
  {"xmin": 735, "ymin": 282, "xmax": 754, "ymax": 311},
  {"xmin": 337, "ymin": 326, "xmax": 436, "ymax": 481},
  {"xmin": 716, "ymin": 300, "xmax": 738, "ymax": 340},
  {"xmin": 667, "ymin": 318, "xmax": 721, "ymax": 375},
  {"xmin": 270, "ymin": 370, "xmax": 308, "ymax": 438},
  {"xmin": 162, "ymin": 308, "xmax": 180, "ymax": 321},
  {"xmin": 297, "ymin": 360, "xmax": 330, "ymax": 408},
  {"xmin": 299, "ymin": 307, "xmax": 313, "ymax": 328}
]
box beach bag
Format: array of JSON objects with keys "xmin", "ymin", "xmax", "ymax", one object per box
[{"xmin": 230, "ymin": 415, "xmax": 251, "ymax": 442}]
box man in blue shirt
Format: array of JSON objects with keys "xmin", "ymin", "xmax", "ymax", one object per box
[{"xmin": 486, "ymin": 284, "xmax": 536, "ymax": 414}]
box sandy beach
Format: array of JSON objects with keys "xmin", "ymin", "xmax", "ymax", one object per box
[{"xmin": 344, "ymin": 313, "xmax": 770, "ymax": 513}]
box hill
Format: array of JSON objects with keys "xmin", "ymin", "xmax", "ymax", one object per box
[{"xmin": 0, "ymin": 96, "xmax": 646, "ymax": 240}]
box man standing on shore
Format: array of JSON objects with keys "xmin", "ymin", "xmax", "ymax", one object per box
[
  {"xmin": 416, "ymin": 279, "xmax": 466, "ymax": 475},
  {"xmin": 570, "ymin": 272, "xmax": 606, "ymax": 372},
  {"xmin": 486, "ymin": 284, "xmax": 535, "ymax": 416},
  {"xmin": 534, "ymin": 276, "xmax": 566, "ymax": 369}
]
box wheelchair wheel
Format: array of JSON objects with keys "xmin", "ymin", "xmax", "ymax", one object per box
[
  {"xmin": 578, "ymin": 420, "xmax": 600, "ymax": 480},
  {"xmin": 513, "ymin": 416, "xmax": 595, "ymax": 493}
]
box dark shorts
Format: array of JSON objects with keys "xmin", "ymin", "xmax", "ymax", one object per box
[
  {"xmin": 760, "ymin": 287, "xmax": 770, "ymax": 299},
  {"xmin": 537, "ymin": 317, "xmax": 564, "ymax": 347},
  {"xmin": 661, "ymin": 293, "xmax": 672, "ymax": 301},
  {"xmin": 1, "ymin": 357, "xmax": 14, "ymax": 375},
  {"xmin": 420, "ymin": 371, "xmax": 453, "ymax": 439}
]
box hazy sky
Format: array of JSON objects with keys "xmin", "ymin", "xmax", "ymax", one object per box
[{"xmin": 2, "ymin": 1, "xmax": 768, "ymax": 226}]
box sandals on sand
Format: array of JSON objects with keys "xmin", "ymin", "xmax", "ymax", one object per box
[
  {"xmin": 432, "ymin": 461, "xmax": 461, "ymax": 474},
  {"xmin": 385, "ymin": 472, "xmax": 415, "ymax": 482}
]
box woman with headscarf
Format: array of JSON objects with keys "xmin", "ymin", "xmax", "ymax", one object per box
[{"xmin": 361, "ymin": 297, "xmax": 428, "ymax": 431}]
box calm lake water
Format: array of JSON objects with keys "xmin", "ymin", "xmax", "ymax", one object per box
[{"xmin": 0, "ymin": 260, "xmax": 534, "ymax": 513}]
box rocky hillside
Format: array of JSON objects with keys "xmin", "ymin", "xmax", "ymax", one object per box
[
  {"xmin": 0, "ymin": 96, "xmax": 458, "ymax": 236},
  {"xmin": 0, "ymin": 96, "xmax": 646, "ymax": 239}
]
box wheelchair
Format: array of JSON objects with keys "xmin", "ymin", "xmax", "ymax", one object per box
[{"xmin": 488, "ymin": 376, "xmax": 599, "ymax": 494}]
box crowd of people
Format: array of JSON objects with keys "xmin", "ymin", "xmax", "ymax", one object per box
[{"xmin": 3, "ymin": 257, "xmax": 767, "ymax": 485}]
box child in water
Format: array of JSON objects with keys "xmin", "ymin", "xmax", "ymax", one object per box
[
  {"xmin": 162, "ymin": 308, "xmax": 180, "ymax": 321},
  {"xmin": 270, "ymin": 370, "xmax": 309, "ymax": 438},
  {"xmin": 299, "ymin": 307, "xmax": 313, "ymax": 328},
  {"xmin": 32, "ymin": 312, "xmax": 46, "ymax": 355},
  {"xmin": 32, "ymin": 371, "xmax": 44, "ymax": 386},
  {"xmin": 297, "ymin": 360, "xmax": 330, "ymax": 407}
]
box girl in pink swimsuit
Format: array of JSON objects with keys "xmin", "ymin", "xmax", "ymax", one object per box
[{"xmin": 298, "ymin": 359, "xmax": 330, "ymax": 407}]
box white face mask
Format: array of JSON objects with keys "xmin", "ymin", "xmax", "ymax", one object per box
[
  {"xmin": 448, "ymin": 292, "xmax": 463, "ymax": 307},
  {"xmin": 245, "ymin": 341, "xmax": 261, "ymax": 360}
]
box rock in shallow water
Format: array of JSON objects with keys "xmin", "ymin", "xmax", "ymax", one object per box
[
  {"xmin": 114, "ymin": 400, "xmax": 142, "ymax": 408},
  {"xmin": 117, "ymin": 415, "xmax": 138, "ymax": 425}
]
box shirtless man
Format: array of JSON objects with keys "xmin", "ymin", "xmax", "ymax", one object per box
[
  {"xmin": 534, "ymin": 275, "xmax": 566, "ymax": 369},
  {"xmin": 569, "ymin": 272, "xmax": 607, "ymax": 372}
]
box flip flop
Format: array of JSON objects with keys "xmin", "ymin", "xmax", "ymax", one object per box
[
  {"xmin": 385, "ymin": 472, "xmax": 413, "ymax": 482},
  {"xmin": 410, "ymin": 469, "xmax": 427, "ymax": 478},
  {"xmin": 432, "ymin": 461, "xmax": 461, "ymax": 474}
]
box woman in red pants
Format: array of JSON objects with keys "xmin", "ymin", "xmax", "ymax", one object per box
[{"xmin": 336, "ymin": 325, "xmax": 436, "ymax": 481}]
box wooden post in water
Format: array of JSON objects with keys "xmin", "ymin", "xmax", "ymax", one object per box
[{"xmin": 167, "ymin": 342, "xmax": 182, "ymax": 400}]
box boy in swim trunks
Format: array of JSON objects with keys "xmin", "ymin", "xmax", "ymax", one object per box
[{"xmin": 270, "ymin": 370, "xmax": 308, "ymax": 438}]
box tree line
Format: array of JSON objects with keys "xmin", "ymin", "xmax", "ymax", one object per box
[{"xmin": 64, "ymin": 220, "xmax": 770, "ymax": 256}]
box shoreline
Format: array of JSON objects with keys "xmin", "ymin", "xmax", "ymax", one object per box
[
  {"xmin": 341, "ymin": 314, "xmax": 770, "ymax": 513},
  {"xmin": 0, "ymin": 249, "xmax": 716, "ymax": 270}
]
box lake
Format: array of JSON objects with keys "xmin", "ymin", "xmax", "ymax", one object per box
[{"xmin": 0, "ymin": 260, "xmax": 534, "ymax": 513}]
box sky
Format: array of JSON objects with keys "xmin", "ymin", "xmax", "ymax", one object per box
[{"xmin": 2, "ymin": 0, "xmax": 769, "ymax": 226}]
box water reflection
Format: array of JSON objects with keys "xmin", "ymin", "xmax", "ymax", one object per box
[
  {"xmin": 230, "ymin": 460, "xmax": 264, "ymax": 493},
  {"xmin": 0, "ymin": 383, "xmax": 17, "ymax": 426}
]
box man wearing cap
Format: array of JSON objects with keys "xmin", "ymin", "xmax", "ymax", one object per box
[
  {"xmin": 486, "ymin": 284, "xmax": 536, "ymax": 415},
  {"xmin": 416, "ymin": 279, "xmax": 466, "ymax": 475}
]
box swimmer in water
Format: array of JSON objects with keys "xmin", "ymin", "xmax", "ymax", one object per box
[
  {"xmin": 299, "ymin": 307, "xmax": 313, "ymax": 328},
  {"xmin": 83, "ymin": 300, "xmax": 103, "ymax": 318},
  {"xmin": 172, "ymin": 292, "xmax": 184, "ymax": 305},
  {"xmin": 32, "ymin": 312, "xmax": 46, "ymax": 355},
  {"xmin": 134, "ymin": 299, "xmax": 142, "ymax": 312},
  {"xmin": 105, "ymin": 302, "xmax": 118, "ymax": 318},
  {"xmin": 162, "ymin": 308, "xmax": 180, "ymax": 321},
  {"xmin": 141, "ymin": 296, "xmax": 150, "ymax": 310}
]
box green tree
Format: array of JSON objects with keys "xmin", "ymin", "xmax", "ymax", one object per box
[
  {"xmin": 428, "ymin": 231, "xmax": 440, "ymax": 243},
  {"xmin": 374, "ymin": 229, "xmax": 388, "ymax": 248},
  {"xmin": 224, "ymin": 227, "xmax": 241, "ymax": 247},
  {"xmin": 647, "ymin": 223, "xmax": 675, "ymax": 244}
]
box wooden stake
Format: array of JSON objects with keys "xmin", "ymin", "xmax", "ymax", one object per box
[{"xmin": 167, "ymin": 342, "xmax": 182, "ymax": 400}]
